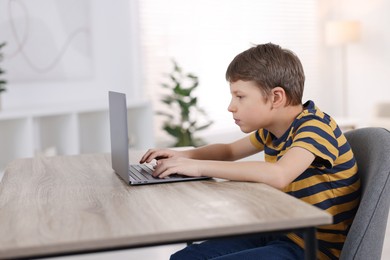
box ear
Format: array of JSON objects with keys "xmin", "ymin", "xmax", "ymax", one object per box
[{"xmin": 271, "ymin": 87, "xmax": 286, "ymax": 109}]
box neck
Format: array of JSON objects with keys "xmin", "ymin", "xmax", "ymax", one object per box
[{"xmin": 267, "ymin": 104, "xmax": 303, "ymax": 138}]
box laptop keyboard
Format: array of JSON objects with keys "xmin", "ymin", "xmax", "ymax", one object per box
[
  {"xmin": 129, "ymin": 164, "xmax": 186, "ymax": 181},
  {"xmin": 129, "ymin": 164, "xmax": 156, "ymax": 180}
]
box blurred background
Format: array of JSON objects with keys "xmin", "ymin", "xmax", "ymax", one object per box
[{"xmin": 0, "ymin": 0, "xmax": 389, "ymax": 258}]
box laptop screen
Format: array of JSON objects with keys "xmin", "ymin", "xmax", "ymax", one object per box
[{"xmin": 109, "ymin": 91, "xmax": 130, "ymax": 183}]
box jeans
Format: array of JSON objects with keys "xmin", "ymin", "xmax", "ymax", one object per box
[{"xmin": 170, "ymin": 234, "xmax": 304, "ymax": 260}]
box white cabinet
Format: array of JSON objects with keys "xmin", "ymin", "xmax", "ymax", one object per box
[{"xmin": 0, "ymin": 99, "xmax": 155, "ymax": 171}]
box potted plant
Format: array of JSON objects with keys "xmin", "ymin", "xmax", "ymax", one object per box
[
  {"xmin": 157, "ymin": 60, "xmax": 213, "ymax": 147},
  {"xmin": 0, "ymin": 42, "xmax": 7, "ymax": 110}
]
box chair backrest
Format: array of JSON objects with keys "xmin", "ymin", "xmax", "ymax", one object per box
[{"xmin": 340, "ymin": 127, "xmax": 390, "ymax": 260}]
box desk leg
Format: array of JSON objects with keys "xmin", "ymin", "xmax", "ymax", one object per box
[{"xmin": 304, "ymin": 227, "xmax": 317, "ymax": 260}]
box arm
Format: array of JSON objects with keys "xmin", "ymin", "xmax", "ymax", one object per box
[
  {"xmin": 140, "ymin": 135, "xmax": 260, "ymax": 163},
  {"xmin": 153, "ymin": 146, "xmax": 315, "ymax": 190},
  {"xmin": 186, "ymin": 135, "xmax": 260, "ymax": 161}
]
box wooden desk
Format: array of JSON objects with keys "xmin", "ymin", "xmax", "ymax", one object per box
[{"xmin": 0, "ymin": 154, "xmax": 332, "ymax": 260}]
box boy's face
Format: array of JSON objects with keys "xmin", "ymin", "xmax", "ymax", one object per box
[{"xmin": 228, "ymin": 80, "xmax": 273, "ymax": 133}]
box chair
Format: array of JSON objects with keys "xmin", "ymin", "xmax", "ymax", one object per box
[{"xmin": 340, "ymin": 127, "xmax": 390, "ymax": 260}]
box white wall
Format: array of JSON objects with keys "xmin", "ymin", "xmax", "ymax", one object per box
[
  {"xmin": 0, "ymin": 0, "xmax": 142, "ymax": 109},
  {"xmin": 318, "ymin": 0, "xmax": 390, "ymax": 126},
  {"xmin": 1, "ymin": 0, "xmax": 390, "ymax": 137},
  {"xmin": 139, "ymin": 0, "xmax": 321, "ymax": 145},
  {"xmin": 140, "ymin": 0, "xmax": 390, "ymax": 145}
]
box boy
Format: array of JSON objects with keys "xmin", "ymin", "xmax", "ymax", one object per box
[{"xmin": 140, "ymin": 43, "xmax": 361, "ymax": 259}]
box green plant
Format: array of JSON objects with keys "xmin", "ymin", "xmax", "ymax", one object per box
[
  {"xmin": 0, "ymin": 42, "xmax": 6, "ymax": 93},
  {"xmin": 158, "ymin": 60, "xmax": 213, "ymax": 147}
]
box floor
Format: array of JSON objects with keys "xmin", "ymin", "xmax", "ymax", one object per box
[{"xmin": 1, "ymin": 171, "xmax": 390, "ymax": 259}]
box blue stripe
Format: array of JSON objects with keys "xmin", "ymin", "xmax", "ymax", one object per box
[
  {"xmin": 326, "ymin": 159, "xmax": 356, "ymax": 174},
  {"xmin": 264, "ymin": 146, "xmax": 279, "ymax": 157},
  {"xmin": 331, "ymin": 172, "xmax": 360, "ymax": 189},
  {"xmin": 287, "ymin": 181, "xmax": 331, "ymax": 199},
  {"xmin": 339, "ymin": 141, "xmax": 352, "ymax": 155},
  {"xmin": 294, "ymin": 168, "xmax": 320, "ymax": 181},
  {"xmin": 318, "ymin": 248, "xmax": 338, "ymax": 260},
  {"xmin": 284, "ymin": 137, "xmax": 293, "ymax": 150},
  {"xmin": 272, "ymin": 131, "xmax": 289, "ymax": 146},
  {"xmin": 255, "ymin": 130, "xmax": 264, "ymax": 145},
  {"xmin": 322, "ymin": 112, "xmax": 331, "ymax": 123},
  {"xmin": 317, "ymin": 227, "xmax": 348, "ymax": 236},
  {"xmin": 314, "ymin": 189, "xmax": 360, "ymax": 210},
  {"xmin": 292, "ymin": 116, "xmax": 316, "ymax": 130},
  {"xmin": 333, "ymin": 207, "xmax": 359, "ymax": 224},
  {"xmin": 296, "ymin": 125, "xmax": 338, "ymax": 148},
  {"xmin": 333, "ymin": 125, "xmax": 342, "ymax": 138},
  {"xmin": 288, "ymin": 175, "xmax": 360, "ymax": 202},
  {"xmin": 294, "ymin": 136, "xmax": 337, "ymax": 164},
  {"xmin": 318, "ymin": 239, "xmax": 344, "ymax": 251}
]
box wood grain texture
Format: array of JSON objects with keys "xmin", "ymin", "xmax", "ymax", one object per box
[{"xmin": 0, "ymin": 153, "xmax": 332, "ymax": 259}]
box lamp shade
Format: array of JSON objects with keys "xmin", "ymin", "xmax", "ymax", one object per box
[{"xmin": 325, "ymin": 20, "xmax": 361, "ymax": 46}]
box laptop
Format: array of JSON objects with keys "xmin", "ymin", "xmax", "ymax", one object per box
[{"xmin": 108, "ymin": 91, "xmax": 210, "ymax": 185}]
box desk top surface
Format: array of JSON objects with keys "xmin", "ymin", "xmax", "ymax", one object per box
[{"xmin": 0, "ymin": 153, "xmax": 332, "ymax": 259}]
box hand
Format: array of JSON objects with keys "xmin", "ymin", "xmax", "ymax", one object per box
[
  {"xmin": 139, "ymin": 148, "xmax": 183, "ymax": 164},
  {"xmin": 152, "ymin": 157, "xmax": 202, "ymax": 179}
]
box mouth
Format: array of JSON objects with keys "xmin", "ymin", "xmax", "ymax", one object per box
[{"xmin": 234, "ymin": 119, "xmax": 241, "ymax": 125}]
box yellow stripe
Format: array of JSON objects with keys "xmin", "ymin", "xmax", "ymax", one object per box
[
  {"xmin": 329, "ymin": 118, "xmax": 339, "ymax": 131},
  {"xmin": 331, "ymin": 165, "xmax": 358, "ymax": 181},
  {"xmin": 319, "ymin": 219, "xmax": 353, "ymax": 231},
  {"xmin": 286, "ymin": 165, "xmax": 358, "ymax": 192},
  {"xmin": 294, "ymin": 125, "xmax": 334, "ymax": 141},
  {"xmin": 249, "ymin": 131, "xmax": 264, "ymax": 149},
  {"xmin": 264, "ymin": 155, "xmax": 277, "ymax": 163},
  {"xmin": 285, "ymin": 174, "xmax": 325, "ymax": 192},
  {"xmin": 291, "ymin": 141, "xmax": 336, "ymax": 166},
  {"xmin": 298, "ymin": 119, "xmax": 334, "ymax": 135},
  {"xmin": 334, "ymin": 149, "xmax": 354, "ymax": 164},
  {"xmin": 318, "ymin": 250, "xmax": 332, "ymax": 260},
  {"xmin": 294, "ymin": 133, "xmax": 339, "ymax": 157},
  {"xmin": 333, "ymin": 179, "xmax": 360, "ymax": 197},
  {"xmin": 328, "ymin": 248, "xmax": 341, "ymax": 259},
  {"xmin": 315, "ymin": 109, "xmax": 325, "ymax": 119},
  {"xmin": 318, "ymin": 231, "xmax": 346, "ymax": 243},
  {"xmin": 337, "ymin": 134, "xmax": 347, "ymax": 146},
  {"xmin": 328, "ymin": 166, "xmax": 358, "ymax": 184},
  {"xmin": 300, "ymin": 184, "xmax": 359, "ymax": 205}
]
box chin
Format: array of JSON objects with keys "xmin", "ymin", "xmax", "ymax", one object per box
[{"xmin": 239, "ymin": 126, "xmax": 254, "ymax": 134}]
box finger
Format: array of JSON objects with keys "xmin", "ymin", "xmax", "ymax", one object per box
[
  {"xmin": 147, "ymin": 151, "xmax": 172, "ymax": 163},
  {"xmin": 153, "ymin": 159, "xmax": 180, "ymax": 178},
  {"xmin": 139, "ymin": 149, "xmax": 154, "ymax": 163},
  {"xmin": 158, "ymin": 167, "xmax": 180, "ymax": 179},
  {"xmin": 140, "ymin": 149, "xmax": 164, "ymax": 163},
  {"xmin": 152, "ymin": 159, "xmax": 167, "ymax": 177}
]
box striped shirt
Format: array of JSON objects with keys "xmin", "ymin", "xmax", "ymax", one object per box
[{"xmin": 249, "ymin": 100, "xmax": 361, "ymax": 259}]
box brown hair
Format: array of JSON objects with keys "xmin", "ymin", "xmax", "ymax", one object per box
[{"xmin": 225, "ymin": 43, "xmax": 305, "ymax": 106}]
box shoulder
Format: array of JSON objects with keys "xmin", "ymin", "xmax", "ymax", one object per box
[
  {"xmin": 290, "ymin": 101, "xmax": 342, "ymax": 167},
  {"xmin": 293, "ymin": 100, "xmax": 338, "ymax": 138}
]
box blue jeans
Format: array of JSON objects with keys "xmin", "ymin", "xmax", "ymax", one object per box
[{"xmin": 170, "ymin": 234, "xmax": 304, "ymax": 260}]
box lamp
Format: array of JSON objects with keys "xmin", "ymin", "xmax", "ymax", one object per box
[{"xmin": 325, "ymin": 20, "xmax": 361, "ymax": 117}]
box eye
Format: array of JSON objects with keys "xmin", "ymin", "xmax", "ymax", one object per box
[{"xmin": 236, "ymin": 95, "xmax": 244, "ymax": 99}]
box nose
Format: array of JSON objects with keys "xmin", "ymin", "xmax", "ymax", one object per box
[{"xmin": 227, "ymin": 100, "xmax": 236, "ymax": 113}]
